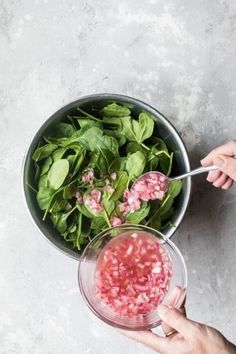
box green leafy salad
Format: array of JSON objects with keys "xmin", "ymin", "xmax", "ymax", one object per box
[{"xmin": 31, "ymin": 102, "xmax": 182, "ymax": 250}]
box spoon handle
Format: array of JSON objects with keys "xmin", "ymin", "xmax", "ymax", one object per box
[{"xmin": 169, "ymin": 165, "xmax": 218, "ymax": 181}]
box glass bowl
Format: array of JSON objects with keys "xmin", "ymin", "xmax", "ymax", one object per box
[{"xmin": 78, "ymin": 224, "xmax": 187, "ymax": 330}]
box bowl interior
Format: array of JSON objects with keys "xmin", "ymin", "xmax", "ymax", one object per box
[
  {"xmin": 23, "ymin": 93, "xmax": 191, "ymax": 259},
  {"xmin": 78, "ymin": 224, "xmax": 187, "ymax": 330}
]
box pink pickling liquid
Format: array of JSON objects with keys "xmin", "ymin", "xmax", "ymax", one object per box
[{"xmin": 95, "ymin": 231, "xmax": 173, "ymax": 317}]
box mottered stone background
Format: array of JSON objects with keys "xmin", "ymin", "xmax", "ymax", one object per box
[{"xmin": 0, "ymin": 0, "xmax": 236, "ymax": 353}]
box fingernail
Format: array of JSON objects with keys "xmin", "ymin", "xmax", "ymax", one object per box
[
  {"xmin": 157, "ymin": 304, "xmax": 169, "ymax": 318},
  {"xmin": 213, "ymin": 156, "xmax": 225, "ymax": 168},
  {"xmin": 200, "ymin": 158, "xmax": 208, "ymax": 166},
  {"xmin": 206, "ymin": 174, "xmax": 212, "ymax": 182}
]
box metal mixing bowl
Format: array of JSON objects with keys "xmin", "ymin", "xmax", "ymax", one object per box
[{"xmin": 23, "ymin": 93, "xmax": 191, "ymax": 260}]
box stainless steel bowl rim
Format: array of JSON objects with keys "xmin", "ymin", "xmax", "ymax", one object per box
[{"xmin": 22, "ymin": 93, "xmax": 191, "ymax": 260}]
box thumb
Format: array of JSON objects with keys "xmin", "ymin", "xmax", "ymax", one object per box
[
  {"xmin": 158, "ymin": 304, "xmax": 195, "ymax": 338},
  {"xmin": 213, "ymin": 155, "xmax": 236, "ymax": 181}
]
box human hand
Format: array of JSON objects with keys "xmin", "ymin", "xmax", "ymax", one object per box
[
  {"xmin": 120, "ymin": 306, "xmax": 236, "ymax": 354},
  {"xmin": 201, "ymin": 140, "xmax": 236, "ymax": 189},
  {"xmin": 119, "ymin": 287, "xmax": 235, "ymax": 354}
]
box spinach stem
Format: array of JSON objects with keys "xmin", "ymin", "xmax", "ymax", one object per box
[
  {"xmin": 66, "ymin": 204, "xmax": 78, "ymax": 215},
  {"xmin": 26, "ymin": 183, "xmax": 37, "ymax": 193},
  {"xmin": 153, "ymin": 150, "xmax": 170, "ymax": 159},
  {"xmin": 43, "ymin": 209, "xmax": 48, "ymax": 221},
  {"xmin": 126, "ymin": 177, "xmax": 131, "ymax": 190},
  {"xmin": 76, "ymin": 107, "xmax": 101, "ymax": 122},
  {"xmin": 145, "ymin": 195, "xmax": 171, "ymax": 226},
  {"xmin": 76, "ymin": 213, "xmax": 82, "ymax": 250},
  {"xmin": 161, "ymin": 221, "xmax": 175, "ymax": 231},
  {"xmin": 103, "ymin": 211, "xmax": 111, "ymax": 228},
  {"xmin": 43, "ymin": 201, "xmax": 54, "ymax": 221},
  {"xmin": 166, "ymin": 152, "xmax": 174, "ymax": 177},
  {"xmin": 67, "ymin": 115, "xmax": 78, "ymax": 129},
  {"xmin": 76, "ymin": 108, "xmax": 118, "ymax": 129},
  {"xmin": 141, "ymin": 143, "xmax": 150, "ymax": 151}
]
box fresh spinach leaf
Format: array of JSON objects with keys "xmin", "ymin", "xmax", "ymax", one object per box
[
  {"xmin": 102, "ymin": 116, "xmax": 123, "ymax": 126},
  {"xmin": 160, "ymin": 154, "xmax": 171, "ymax": 175},
  {"xmin": 76, "ymin": 108, "xmax": 119, "ymax": 130},
  {"xmin": 44, "ymin": 129, "xmax": 83, "ymax": 147},
  {"xmin": 168, "ymin": 180, "xmax": 182, "ymax": 198},
  {"xmin": 89, "ymin": 149, "xmax": 114, "ymax": 174},
  {"xmin": 40, "ymin": 156, "xmax": 53, "ymax": 176},
  {"xmin": 159, "ymin": 194, "xmax": 174, "ymax": 216},
  {"xmin": 101, "ymin": 102, "xmax": 131, "ymax": 117},
  {"xmin": 110, "ymin": 171, "xmax": 129, "ymax": 200},
  {"xmin": 36, "ymin": 187, "xmax": 55, "ymax": 210},
  {"xmin": 71, "ymin": 150, "xmax": 86, "ymax": 178},
  {"xmin": 126, "ymin": 151, "xmax": 146, "ymax": 180},
  {"xmin": 160, "ymin": 206, "xmax": 174, "ymax": 223},
  {"xmin": 63, "ymin": 180, "xmax": 77, "ymax": 199},
  {"xmin": 137, "ymin": 112, "xmax": 154, "ymax": 142},
  {"xmin": 67, "ymin": 154, "xmax": 77, "ymax": 169},
  {"xmin": 126, "ymin": 202, "xmax": 150, "ymax": 223},
  {"xmin": 147, "ymin": 146, "xmax": 170, "ymax": 171},
  {"xmin": 76, "ymin": 118, "xmax": 102, "ymax": 129},
  {"xmin": 104, "ymin": 129, "xmax": 126, "ymax": 147},
  {"xmin": 81, "ymin": 217, "xmax": 92, "ymax": 240},
  {"xmin": 77, "ymin": 127, "xmax": 119, "ymax": 155},
  {"xmin": 45, "ymin": 122, "xmax": 76, "ymax": 138},
  {"xmin": 50, "ymin": 205, "xmax": 77, "ymax": 234},
  {"xmin": 109, "ymin": 157, "xmax": 127, "ymax": 174},
  {"xmin": 32, "ymin": 144, "xmax": 58, "ymax": 162},
  {"xmin": 77, "ymin": 203, "xmax": 94, "ymax": 219},
  {"xmin": 48, "ymin": 190, "xmax": 68, "ymax": 213},
  {"xmin": 38, "ymin": 175, "xmax": 48, "ymax": 189},
  {"xmin": 118, "ymin": 113, "xmax": 154, "ymax": 144},
  {"xmin": 148, "ymin": 147, "xmax": 159, "ymax": 171},
  {"xmin": 91, "ymin": 217, "xmax": 107, "ymax": 230},
  {"xmin": 52, "ymin": 147, "xmax": 67, "ymax": 161},
  {"xmin": 68, "ymin": 149, "xmax": 86, "ymax": 180},
  {"xmin": 145, "ymin": 195, "xmax": 173, "ymax": 227},
  {"xmin": 150, "ymin": 137, "xmax": 169, "ymax": 153},
  {"xmin": 119, "ymin": 117, "xmax": 137, "ymax": 142},
  {"xmin": 102, "ymin": 192, "xmax": 115, "ymax": 216},
  {"xmin": 47, "ymin": 159, "xmax": 70, "ymax": 190},
  {"xmin": 150, "ymin": 215, "xmax": 161, "ymax": 231},
  {"xmin": 126, "ymin": 142, "xmax": 147, "ymax": 156}
]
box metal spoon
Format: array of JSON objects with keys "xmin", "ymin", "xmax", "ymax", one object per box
[
  {"xmin": 132, "ymin": 165, "xmax": 218, "ymax": 190},
  {"xmin": 167, "ymin": 164, "xmax": 217, "ymax": 182}
]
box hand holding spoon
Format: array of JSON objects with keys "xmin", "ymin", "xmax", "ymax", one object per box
[{"xmin": 155, "ymin": 164, "xmax": 217, "ymax": 183}]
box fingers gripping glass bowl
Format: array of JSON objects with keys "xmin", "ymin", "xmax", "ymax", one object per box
[{"xmin": 78, "ymin": 224, "xmax": 187, "ymax": 331}]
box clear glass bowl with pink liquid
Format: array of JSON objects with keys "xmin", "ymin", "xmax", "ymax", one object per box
[{"xmin": 78, "ymin": 224, "xmax": 187, "ymax": 330}]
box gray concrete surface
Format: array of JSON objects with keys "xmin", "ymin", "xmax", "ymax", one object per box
[{"xmin": 1, "ymin": 0, "xmax": 236, "ymax": 353}]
